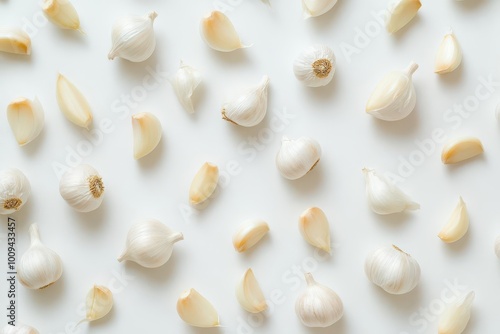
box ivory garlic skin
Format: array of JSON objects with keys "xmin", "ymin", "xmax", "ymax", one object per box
[
  {"xmin": 299, "ymin": 207, "xmax": 331, "ymax": 252},
  {"xmin": 236, "ymin": 268, "xmax": 267, "ymax": 313},
  {"xmin": 0, "ymin": 28, "xmax": 31, "ymax": 55},
  {"xmin": 80, "ymin": 285, "xmax": 113, "ymax": 324},
  {"xmin": 386, "ymin": 0, "xmax": 421, "ymax": 33},
  {"xmin": 132, "ymin": 112, "xmax": 162, "ymax": 159},
  {"xmin": 189, "ymin": 162, "xmax": 219, "ymax": 205},
  {"xmin": 435, "ymin": 30, "xmax": 462, "ymax": 74},
  {"xmin": 441, "ymin": 137, "xmax": 483, "ymax": 164},
  {"xmin": 438, "ymin": 197, "xmax": 469, "ymax": 243},
  {"xmin": 364, "ymin": 245, "xmax": 420, "ymax": 294},
  {"xmin": 18, "ymin": 224, "xmax": 63, "ymax": 290},
  {"xmin": 59, "ymin": 165, "xmax": 105, "ymax": 213},
  {"xmin": 177, "ymin": 289, "xmax": 220, "ymax": 327},
  {"xmin": 302, "ymin": 0, "xmax": 338, "ymax": 18},
  {"xmin": 108, "ymin": 12, "xmax": 157, "ymax": 62},
  {"xmin": 56, "ymin": 74, "xmax": 93, "ymax": 129},
  {"xmin": 276, "ymin": 136, "xmax": 321, "ymax": 180},
  {"xmin": 0, "ymin": 169, "xmax": 31, "ymax": 215},
  {"xmin": 1, "ymin": 325, "xmax": 39, "ymax": 334},
  {"xmin": 295, "ymin": 273, "xmax": 343, "ymax": 327},
  {"xmin": 233, "ymin": 220, "xmax": 269, "ymax": 252},
  {"xmin": 171, "ymin": 61, "xmax": 202, "ymax": 114},
  {"xmin": 200, "ymin": 11, "xmax": 245, "ymax": 52},
  {"xmin": 42, "ymin": 0, "xmax": 82, "ymax": 31},
  {"xmin": 438, "ymin": 291, "xmax": 474, "ymax": 334},
  {"xmin": 293, "ymin": 45, "xmax": 336, "ymax": 87},
  {"xmin": 7, "ymin": 97, "xmax": 45, "ymax": 146}
]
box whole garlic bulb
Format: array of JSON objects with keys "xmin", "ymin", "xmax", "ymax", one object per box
[
  {"xmin": 18, "ymin": 224, "xmax": 63, "ymax": 290},
  {"xmin": 170, "ymin": 61, "xmax": 202, "ymax": 114},
  {"xmin": 108, "ymin": 11, "xmax": 157, "ymax": 62},
  {"xmin": 59, "ymin": 165, "xmax": 105, "ymax": 213},
  {"xmin": 364, "ymin": 245, "xmax": 420, "ymax": 295},
  {"xmin": 293, "ymin": 45, "xmax": 336, "ymax": 87},
  {"xmin": 295, "ymin": 273, "xmax": 343, "ymax": 327},
  {"xmin": 1, "ymin": 324, "xmax": 39, "ymax": 334},
  {"xmin": 7, "ymin": 97, "xmax": 45, "ymax": 146},
  {"xmin": 118, "ymin": 219, "xmax": 183, "ymax": 268},
  {"xmin": 276, "ymin": 136, "xmax": 321, "ymax": 180},
  {"xmin": 302, "ymin": 0, "xmax": 338, "ymax": 18},
  {"xmin": 0, "ymin": 168, "xmax": 31, "ymax": 215}
]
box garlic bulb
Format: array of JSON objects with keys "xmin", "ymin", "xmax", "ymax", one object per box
[
  {"xmin": 79, "ymin": 285, "xmax": 113, "ymax": 324},
  {"xmin": 59, "ymin": 164, "xmax": 105, "ymax": 213},
  {"xmin": 0, "ymin": 169, "xmax": 31, "ymax": 215},
  {"xmin": 233, "ymin": 219, "xmax": 270, "ymax": 252},
  {"xmin": 118, "ymin": 219, "xmax": 183, "ymax": 268},
  {"xmin": 302, "ymin": 0, "xmax": 337, "ymax": 19},
  {"xmin": 56, "ymin": 73, "xmax": 93, "ymax": 129},
  {"xmin": 276, "ymin": 136, "xmax": 321, "ymax": 180},
  {"xmin": 495, "ymin": 235, "xmax": 500, "ymax": 259},
  {"xmin": 293, "ymin": 45, "xmax": 336, "ymax": 87},
  {"xmin": 438, "ymin": 291, "xmax": 474, "ymax": 334},
  {"xmin": 0, "ymin": 28, "xmax": 31, "ymax": 55},
  {"xmin": 1, "ymin": 324, "xmax": 39, "ymax": 334},
  {"xmin": 189, "ymin": 162, "xmax": 219, "ymax": 205},
  {"xmin": 42, "ymin": 0, "xmax": 82, "ymax": 32},
  {"xmin": 295, "ymin": 273, "xmax": 343, "ymax": 327},
  {"xmin": 7, "ymin": 97, "xmax": 45, "ymax": 146},
  {"xmin": 435, "ymin": 29, "xmax": 462, "ymax": 74},
  {"xmin": 108, "ymin": 12, "xmax": 157, "ymax": 62},
  {"xmin": 362, "ymin": 168, "xmax": 419, "ymax": 215},
  {"xmin": 132, "ymin": 112, "xmax": 162, "ymax": 160},
  {"xmin": 18, "ymin": 224, "xmax": 63, "ymax": 290},
  {"xmin": 438, "ymin": 197, "xmax": 469, "ymax": 243},
  {"xmin": 200, "ymin": 11, "xmax": 245, "ymax": 52},
  {"xmin": 299, "ymin": 207, "xmax": 331, "ymax": 252},
  {"xmin": 177, "ymin": 289, "xmax": 220, "ymax": 327},
  {"xmin": 222, "ymin": 76, "xmax": 269, "ymax": 127},
  {"xmin": 170, "ymin": 61, "xmax": 202, "ymax": 114},
  {"xmin": 236, "ymin": 268, "xmax": 267, "ymax": 313},
  {"xmin": 366, "ymin": 62, "xmax": 418, "ymax": 121},
  {"xmin": 364, "ymin": 244, "xmax": 420, "ymax": 294},
  {"xmin": 386, "ymin": 0, "xmax": 421, "ymax": 33},
  {"xmin": 441, "ymin": 137, "xmax": 483, "ymax": 164}
]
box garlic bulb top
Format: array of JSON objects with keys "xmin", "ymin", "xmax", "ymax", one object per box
[
  {"xmin": 435, "ymin": 29, "xmax": 462, "ymax": 74},
  {"xmin": 366, "ymin": 62, "xmax": 418, "ymax": 121},
  {"xmin": 108, "ymin": 11, "xmax": 157, "ymax": 62},
  {"xmin": 170, "ymin": 61, "xmax": 202, "ymax": 114},
  {"xmin": 7, "ymin": 97, "xmax": 45, "ymax": 146},
  {"xmin": 302, "ymin": 0, "xmax": 338, "ymax": 18},
  {"xmin": 42, "ymin": 0, "xmax": 82, "ymax": 32},
  {"xmin": 293, "ymin": 45, "xmax": 336, "ymax": 87},
  {"xmin": 59, "ymin": 164, "xmax": 105, "ymax": 213},
  {"xmin": 0, "ymin": 28, "xmax": 31, "ymax": 55},
  {"xmin": 0, "ymin": 168, "xmax": 31, "ymax": 215},
  {"xmin": 200, "ymin": 11, "xmax": 245, "ymax": 52},
  {"xmin": 276, "ymin": 136, "xmax": 321, "ymax": 180},
  {"xmin": 1, "ymin": 324, "xmax": 39, "ymax": 334}
]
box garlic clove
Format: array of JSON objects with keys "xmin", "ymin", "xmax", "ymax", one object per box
[
  {"xmin": 170, "ymin": 61, "xmax": 202, "ymax": 114},
  {"xmin": 302, "ymin": 0, "xmax": 338, "ymax": 18},
  {"xmin": 2, "ymin": 324, "xmax": 39, "ymax": 334},
  {"xmin": 189, "ymin": 162, "xmax": 219, "ymax": 205},
  {"xmin": 200, "ymin": 11, "xmax": 246, "ymax": 52},
  {"xmin": 293, "ymin": 45, "xmax": 336, "ymax": 87},
  {"xmin": 80, "ymin": 285, "xmax": 113, "ymax": 324},
  {"xmin": 0, "ymin": 28, "xmax": 31, "ymax": 55},
  {"xmin": 177, "ymin": 289, "xmax": 220, "ymax": 327},
  {"xmin": 132, "ymin": 112, "xmax": 162, "ymax": 160},
  {"xmin": 438, "ymin": 291, "xmax": 474, "ymax": 334},
  {"xmin": 386, "ymin": 0, "xmax": 421, "ymax": 34},
  {"xmin": 438, "ymin": 197, "xmax": 469, "ymax": 243},
  {"xmin": 441, "ymin": 137, "xmax": 483, "ymax": 164},
  {"xmin": 495, "ymin": 235, "xmax": 500, "ymax": 259},
  {"xmin": 435, "ymin": 29, "xmax": 462, "ymax": 74},
  {"xmin": 0, "ymin": 168, "xmax": 31, "ymax": 215},
  {"xmin": 236, "ymin": 268, "xmax": 267, "ymax": 313},
  {"xmin": 299, "ymin": 207, "xmax": 331, "ymax": 252},
  {"xmin": 59, "ymin": 164, "xmax": 105, "ymax": 213},
  {"xmin": 42, "ymin": 0, "xmax": 82, "ymax": 32},
  {"xmin": 56, "ymin": 73, "xmax": 93, "ymax": 129},
  {"xmin": 232, "ymin": 219, "xmax": 270, "ymax": 253},
  {"xmin": 7, "ymin": 97, "xmax": 44, "ymax": 146},
  {"xmin": 276, "ymin": 136, "xmax": 321, "ymax": 180},
  {"xmin": 222, "ymin": 75, "xmax": 269, "ymax": 127}
]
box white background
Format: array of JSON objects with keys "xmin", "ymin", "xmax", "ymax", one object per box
[{"xmin": 1, "ymin": 0, "xmax": 500, "ymax": 333}]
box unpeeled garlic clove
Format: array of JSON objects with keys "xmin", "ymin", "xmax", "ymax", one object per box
[
  {"xmin": 441, "ymin": 137, "xmax": 483, "ymax": 164},
  {"xmin": 302, "ymin": 0, "xmax": 338, "ymax": 18},
  {"xmin": 299, "ymin": 207, "xmax": 331, "ymax": 252},
  {"xmin": 2, "ymin": 324, "xmax": 39, "ymax": 334},
  {"xmin": 132, "ymin": 112, "xmax": 162, "ymax": 160},
  {"xmin": 189, "ymin": 162, "xmax": 219, "ymax": 205},
  {"xmin": 293, "ymin": 45, "xmax": 336, "ymax": 87},
  {"xmin": 177, "ymin": 289, "xmax": 220, "ymax": 327},
  {"xmin": 438, "ymin": 291, "xmax": 474, "ymax": 334},
  {"xmin": 386, "ymin": 0, "xmax": 421, "ymax": 34},
  {"xmin": 42, "ymin": 0, "xmax": 82, "ymax": 32},
  {"xmin": 232, "ymin": 219, "xmax": 269, "ymax": 252},
  {"xmin": 170, "ymin": 61, "xmax": 202, "ymax": 114},
  {"xmin": 200, "ymin": 11, "xmax": 246, "ymax": 52},
  {"xmin": 56, "ymin": 73, "xmax": 93, "ymax": 129},
  {"xmin": 276, "ymin": 136, "xmax": 321, "ymax": 180},
  {"xmin": 7, "ymin": 97, "xmax": 45, "ymax": 146},
  {"xmin": 438, "ymin": 197, "xmax": 469, "ymax": 243},
  {"xmin": 79, "ymin": 285, "xmax": 113, "ymax": 324},
  {"xmin": 236, "ymin": 268, "xmax": 267, "ymax": 313},
  {"xmin": 0, "ymin": 28, "xmax": 31, "ymax": 55},
  {"xmin": 435, "ymin": 29, "xmax": 462, "ymax": 74}
]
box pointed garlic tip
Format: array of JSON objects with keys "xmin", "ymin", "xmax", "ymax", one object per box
[
  {"xmin": 386, "ymin": 0, "xmax": 421, "ymax": 34},
  {"xmin": 81, "ymin": 285, "xmax": 113, "ymax": 323},
  {"xmin": 200, "ymin": 11, "xmax": 245, "ymax": 52},
  {"xmin": 0, "ymin": 28, "xmax": 31, "ymax": 55},
  {"xmin": 2, "ymin": 324, "xmax": 40, "ymax": 334},
  {"xmin": 131, "ymin": 112, "xmax": 162, "ymax": 160},
  {"xmin": 0, "ymin": 168, "xmax": 31, "ymax": 215},
  {"xmin": 276, "ymin": 136, "xmax": 321, "ymax": 180},
  {"xmin": 301, "ymin": 0, "xmax": 338, "ymax": 18},
  {"xmin": 299, "ymin": 207, "xmax": 331, "ymax": 252},
  {"xmin": 189, "ymin": 162, "xmax": 219, "ymax": 205},
  {"xmin": 441, "ymin": 137, "xmax": 484, "ymax": 164},
  {"xmin": 56, "ymin": 73, "xmax": 93, "ymax": 129},
  {"xmin": 59, "ymin": 164, "xmax": 105, "ymax": 212},
  {"xmin": 233, "ymin": 219, "xmax": 270, "ymax": 252},
  {"xmin": 236, "ymin": 268, "xmax": 267, "ymax": 313},
  {"xmin": 171, "ymin": 61, "xmax": 202, "ymax": 113},
  {"xmin": 435, "ymin": 30, "xmax": 462, "ymax": 74},
  {"xmin": 293, "ymin": 45, "xmax": 336, "ymax": 87},
  {"xmin": 6, "ymin": 97, "xmax": 45, "ymax": 146},
  {"xmin": 438, "ymin": 197, "xmax": 469, "ymax": 243},
  {"xmin": 438, "ymin": 291, "xmax": 475, "ymax": 334},
  {"xmin": 177, "ymin": 289, "xmax": 220, "ymax": 327},
  {"xmin": 42, "ymin": 0, "xmax": 81, "ymax": 31}
]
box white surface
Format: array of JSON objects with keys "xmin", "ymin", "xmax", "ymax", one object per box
[{"xmin": 1, "ymin": 0, "xmax": 500, "ymax": 333}]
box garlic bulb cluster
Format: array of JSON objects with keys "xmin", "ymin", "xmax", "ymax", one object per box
[
  {"xmin": 170, "ymin": 61, "xmax": 202, "ymax": 114},
  {"xmin": 200, "ymin": 11, "xmax": 245, "ymax": 52},
  {"xmin": 236, "ymin": 268, "xmax": 267, "ymax": 313},
  {"xmin": 386, "ymin": 0, "xmax": 421, "ymax": 33},
  {"xmin": 18, "ymin": 224, "xmax": 63, "ymax": 290},
  {"xmin": 189, "ymin": 162, "xmax": 219, "ymax": 205},
  {"xmin": 438, "ymin": 197, "xmax": 469, "ymax": 243},
  {"xmin": 302, "ymin": 0, "xmax": 338, "ymax": 18},
  {"xmin": 295, "ymin": 273, "xmax": 343, "ymax": 327},
  {"xmin": 299, "ymin": 207, "xmax": 331, "ymax": 253},
  {"xmin": 1, "ymin": 325, "xmax": 39, "ymax": 334},
  {"xmin": 118, "ymin": 219, "xmax": 183, "ymax": 268},
  {"xmin": 79, "ymin": 285, "xmax": 113, "ymax": 324},
  {"xmin": 276, "ymin": 136, "xmax": 321, "ymax": 180},
  {"xmin": 233, "ymin": 219, "xmax": 270, "ymax": 253},
  {"xmin": 7, "ymin": 97, "xmax": 45, "ymax": 146},
  {"xmin": 56, "ymin": 73, "xmax": 93, "ymax": 129},
  {"xmin": 177, "ymin": 289, "xmax": 220, "ymax": 327},
  {"xmin": 441, "ymin": 137, "xmax": 483, "ymax": 164},
  {"xmin": 132, "ymin": 112, "xmax": 162, "ymax": 159},
  {"xmin": 366, "ymin": 62, "xmax": 418, "ymax": 121},
  {"xmin": 0, "ymin": 169, "xmax": 31, "ymax": 215},
  {"xmin": 293, "ymin": 45, "xmax": 336, "ymax": 87},
  {"xmin": 42, "ymin": 0, "xmax": 82, "ymax": 32},
  {"xmin": 108, "ymin": 12, "xmax": 157, "ymax": 62},
  {"xmin": 59, "ymin": 165, "xmax": 105, "ymax": 213},
  {"xmin": 362, "ymin": 168, "xmax": 419, "ymax": 215},
  {"xmin": 435, "ymin": 29, "xmax": 462, "ymax": 74},
  {"xmin": 222, "ymin": 76, "xmax": 269, "ymax": 127},
  {"xmin": 364, "ymin": 245, "xmax": 420, "ymax": 294},
  {"xmin": 438, "ymin": 291, "xmax": 474, "ymax": 334},
  {"xmin": 0, "ymin": 28, "xmax": 31, "ymax": 55}
]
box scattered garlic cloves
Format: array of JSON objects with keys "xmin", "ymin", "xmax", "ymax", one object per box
[
  {"xmin": 79, "ymin": 285, "xmax": 113, "ymax": 324},
  {"xmin": 7, "ymin": 97, "xmax": 44, "ymax": 146},
  {"xmin": 177, "ymin": 289, "xmax": 220, "ymax": 327},
  {"xmin": 299, "ymin": 207, "xmax": 331, "ymax": 252},
  {"xmin": 233, "ymin": 220, "xmax": 270, "ymax": 252},
  {"xmin": 42, "ymin": 0, "xmax": 82, "ymax": 32},
  {"xmin": 386, "ymin": 0, "xmax": 421, "ymax": 34},
  {"xmin": 0, "ymin": 168, "xmax": 31, "ymax": 215},
  {"xmin": 189, "ymin": 162, "xmax": 219, "ymax": 205},
  {"xmin": 200, "ymin": 11, "xmax": 246, "ymax": 52},
  {"xmin": 441, "ymin": 137, "xmax": 483, "ymax": 164},
  {"xmin": 170, "ymin": 61, "xmax": 202, "ymax": 114},
  {"xmin": 438, "ymin": 291, "xmax": 474, "ymax": 334},
  {"xmin": 302, "ymin": 0, "xmax": 338, "ymax": 18},
  {"xmin": 276, "ymin": 136, "xmax": 321, "ymax": 180},
  {"xmin": 0, "ymin": 28, "xmax": 31, "ymax": 55},
  {"xmin": 59, "ymin": 164, "xmax": 105, "ymax": 212},
  {"xmin": 56, "ymin": 74, "xmax": 93, "ymax": 129},
  {"xmin": 435, "ymin": 29, "xmax": 462, "ymax": 74},
  {"xmin": 132, "ymin": 112, "xmax": 162, "ymax": 160},
  {"xmin": 236, "ymin": 268, "xmax": 267, "ymax": 313},
  {"xmin": 438, "ymin": 197, "xmax": 469, "ymax": 243},
  {"xmin": 2, "ymin": 324, "xmax": 39, "ymax": 334},
  {"xmin": 293, "ymin": 45, "xmax": 336, "ymax": 87}
]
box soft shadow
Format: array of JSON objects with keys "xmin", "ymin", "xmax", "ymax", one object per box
[
  {"xmin": 438, "ymin": 62, "xmax": 464, "ymax": 85},
  {"xmin": 24, "ymin": 276, "xmax": 66, "ymax": 307},
  {"xmin": 308, "ymin": 316, "xmax": 349, "ymax": 334},
  {"xmin": 281, "ymin": 162, "xmax": 325, "ymax": 195},
  {"xmin": 52, "ymin": 27, "xmax": 87, "ymax": 46},
  {"xmin": 306, "ymin": 0, "xmax": 346, "ymax": 30},
  {"xmin": 206, "ymin": 48, "xmax": 251, "ymax": 67},
  {"xmin": 66, "ymin": 201, "xmax": 109, "ymax": 231},
  {"xmin": 123, "ymin": 250, "xmax": 181, "ymax": 284},
  {"xmin": 0, "ymin": 53, "xmax": 32, "ymax": 63},
  {"xmin": 186, "ymin": 326, "xmax": 222, "ymax": 334},
  {"xmin": 371, "ymin": 284, "xmax": 424, "ymax": 313},
  {"xmin": 116, "ymin": 43, "xmax": 164, "ymax": 81},
  {"xmin": 372, "ymin": 210, "xmax": 416, "ymax": 226},
  {"xmin": 371, "ymin": 103, "xmax": 421, "ymax": 136},
  {"xmin": 137, "ymin": 138, "xmax": 165, "ymax": 170},
  {"xmin": 443, "ymin": 153, "xmax": 486, "ymax": 173},
  {"xmin": 391, "ymin": 15, "xmax": 423, "ymax": 42},
  {"xmin": 454, "ymin": 0, "xmax": 487, "ymax": 11},
  {"xmin": 301, "ymin": 70, "xmax": 341, "ymax": 105}
]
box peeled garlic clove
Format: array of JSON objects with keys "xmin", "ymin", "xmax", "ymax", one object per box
[
  {"xmin": 363, "ymin": 168, "xmax": 419, "ymax": 215},
  {"xmin": 0, "ymin": 168, "xmax": 31, "ymax": 215},
  {"xmin": 222, "ymin": 75, "xmax": 269, "ymax": 127},
  {"xmin": 438, "ymin": 291, "xmax": 474, "ymax": 334},
  {"xmin": 189, "ymin": 162, "xmax": 219, "ymax": 205},
  {"xmin": 7, "ymin": 97, "xmax": 45, "ymax": 146},
  {"xmin": 441, "ymin": 137, "xmax": 483, "ymax": 164},
  {"xmin": 132, "ymin": 112, "xmax": 162, "ymax": 160},
  {"xmin": 2, "ymin": 324, "xmax": 39, "ymax": 334},
  {"xmin": 438, "ymin": 197, "xmax": 469, "ymax": 243},
  {"xmin": 386, "ymin": 0, "xmax": 421, "ymax": 33},
  {"xmin": 236, "ymin": 268, "xmax": 267, "ymax": 313},
  {"xmin": 435, "ymin": 29, "xmax": 462, "ymax": 74},
  {"xmin": 200, "ymin": 11, "xmax": 245, "ymax": 52},
  {"xmin": 108, "ymin": 12, "xmax": 157, "ymax": 62},
  {"xmin": 56, "ymin": 73, "xmax": 93, "ymax": 129},
  {"xmin": 295, "ymin": 273, "xmax": 343, "ymax": 327},
  {"xmin": 42, "ymin": 0, "xmax": 82, "ymax": 31},
  {"xmin": 0, "ymin": 28, "xmax": 31, "ymax": 55},
  {"xmin": 299, "ymin": 207, "xmax": 331, "ymax": 252},
  {"xmin": 302, "ymin": 0, "xmax": 338, "ymax": 18},
  {"xmin": 80, "ymin": 285, "xmax": 113, "ymax": 323},
  {"xmin": 59, "ymin": 164, "xmax": 104, "ymax": 212},
  {"xmin": 233, "ymin": 219, "xmax": 270, "ymax": 252},
  {"xmin": 276, "ymin": 136, "xmax": 321, "ymax": 180},
  {"xmin": 177, "ymin": 289, "xmax": 220, "ymax": 327},
  {"xmin": 118, "ymin": 219, "xmax": 183, "ymax": 268},
  {"xmin": 170, "ymin": 61, "xmax": 202, "ymax": 114},
  {"xmin": 293, "ymin": 45, "xmax": 336, "ymax": 87},
  {"xmin": 365, "ymin": 244, "xmax": 420, "ymax": 294},
  {"xmin": 18, "ymin": 224, "xmax": 63, "ymax": 290}
]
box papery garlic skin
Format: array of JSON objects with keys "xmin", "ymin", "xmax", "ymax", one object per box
[
  {"xmin": 200, "ymin": 11, "xmax": 245, "ymax": 52},
  {"xmin": 81, "ymin": 285, "xmax": 113, "ymax": 323},
  {"xmin": 236, "ymin": 268, "xmax": 267, "ymax": 313},
  {"xmin": 0, "ymin": 28, "xmax": 31, "ymax": 55},
  {"xmin": 386, "ymin": 0, "xmax": 421, "ymax": 33},
  {"xmin": 293, "ymin": 45, "xmax": 336, "ymax": 87},
  {"xmin": 189, "ymin": 162, "xmax": 219, "ymax": 205},
  {"xmin": 438, "ymin": 197, "xmax": 469, "ymax": 243},
  {"xmin": 18, "ymin": 224, "xmax": 63, "ymax": 290},
  {"xmin": 435, "ymin": 30, "xmax": 462, "ymax": 74},
  {"xmin": 233, "ymin": 220, "xmax": 270, "ymax": 252},
  {"xmin": 276, "ymin": 136, "xmax": 321, "ymax": 180},
  {"xmin": 295, "ymin": 273, "xmax": 343, "ymax": 327},
  {"xmin": 108, "ymin": 12, "xmax": 157, "ymax": 62},
  {"xmin": 118, "ymin": 219, "xmax": 183, "ymax": 268},
  {"xmin": 177, "ymin": 289, "xmax": 220, "ymax": 327},
  {"xmin": 132, "ymin": 112, "xmax": 162, "ymax": 159},
  {"xmin": 42, "ymin": 0, "xmax": 81, "ymax": 31},
  {"xmin": 441, "ymin": 137, "xmax": 483, "ymax": 164},
  {"xmin": 1, "ymin": 324, "xmax": 39, "ymax": 334},
  {"xmin": 438, "ymin": 291, "xmax": 474, "ymax": 334},
  {"xmin": 362, "ymin": 168, "xmax": 419, "ymax": 215},
  {"xmin": 7, "ymin": 97, "xmax": 45, "ymax": 146},
  {"xmin": 302, "ymin": 0, "xmax": 338, "ymax": 18},
  {"xmin": 59, "ymin": 165, "xmax": 104, "ymax": 213},
  {"xmin": 365, "ymin": 245, "xmax": 420, "ymax": 294},
  {"xmin": 56, "ymin": 74, "xmax": 93, "ymax": 129},
  {"xmin": 222, "ymin": 76, "xmax": 269, "ymax": 127},
  {"xmin": 0, "ymin": 169, "xmax": 31, "ymax": 215},
  {"xmin": 171, "ymin": 61, "xmax": 202, "ymax": 114},
  {"xmin": 299, "ymin": 207, "xmax": 331, "ymax": 252},
  {"xmin": 366, "ymin": 62, "xmax": 418, "ymax": 121}
]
